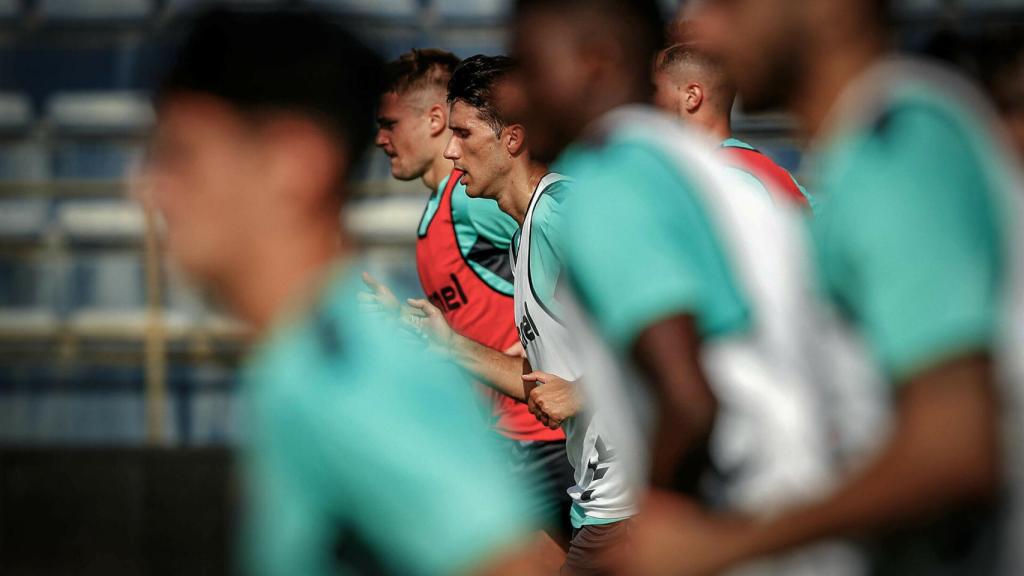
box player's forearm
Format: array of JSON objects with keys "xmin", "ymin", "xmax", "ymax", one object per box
[
  {"xmin": 730, "ymin": 355, "xmax": 1001, "ymax": 564},
  {"xmin": 633, "ymin": 315, "xmax": 718, "ymax": 490},
  {"xmin": 450, "ymin": 333, "xmax": 529, "ymax": 401},
  {"xmin": 648, "ymin": 389, "xmax": 716, "ymax": 490}
]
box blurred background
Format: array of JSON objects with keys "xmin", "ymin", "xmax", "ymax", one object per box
[{"xmin": 0, "ymin": 0, "xmax": 1020, "ymax": 574}]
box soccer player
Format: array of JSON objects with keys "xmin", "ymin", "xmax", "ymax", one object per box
[
  {"xmin": 510, "ymin": 0, "xmax": 860, "ymax": 574},
  {"xmin": 654, "ymin": 42, "xmax": 813, "ymax": 208},
  {"xmin": 371, "ymin": 48, "xmax": 574, "ymax": 560},
  {"xmin": 621, "ymin": 0, "xmax": 1024, "ymax": 574},
  {"xmin": 147, "ymin": 8, "xmax": 543, "ymax": 576},
  {"xmin": 406, "ymin": 54, "xmax": 636, "ymax": 576}
]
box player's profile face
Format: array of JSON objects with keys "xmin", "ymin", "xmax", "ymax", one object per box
[
  {"xmin": 689, "ymin": 0, "xmax": 806, "ymax": 113},
  {"xmin": 375, "ymin": 90, "xmax": 435, "ymax": 181},
  {"xmin": 443, "ymin": 100, "xmax": 506, "ymax": 200},
  {"xmin": 147, "ymin": 95, "xmax": 270, "ymax": 288}
]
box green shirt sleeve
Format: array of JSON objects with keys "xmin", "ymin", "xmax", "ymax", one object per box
[
  {"xmin": 562, "ymin": 143, "xmax": 748, "ymax": 350},
  {"xmin": 825, "ymin": 103, "xmax": 1002, "ymax": 381}
]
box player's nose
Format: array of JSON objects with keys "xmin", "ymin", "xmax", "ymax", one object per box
[
  {"xmin": 374, "ymin": 129, "xmax": 388, "ymax": 148},
  {"xmin": 443, "ymin": 135, "xmax": 459, "ymax": 161}
]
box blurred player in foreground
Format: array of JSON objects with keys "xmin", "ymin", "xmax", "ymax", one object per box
[
  {"xmin": 622, "ymin": 0, "xmax": 1024, "ymax": 573},
  {"xmin": 370, "ymin": 49, "xmax": 574, "ymax": 563},
  {"xmin": 511, "ymin": 0, "xmax": 862, "ymax": 574},
  {"xmin": 654, "ymin": 42, "xmax": 812, "ymax": 208},
  {"xmin": 147, "ymin": 8, "xmax": 543, "ymax": 576},
  {"xmin": 406, "ymin": 54, "xmax": 636, "ymax": 575}
]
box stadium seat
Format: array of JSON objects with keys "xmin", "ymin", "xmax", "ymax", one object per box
[
  {"xmin": 57, "ymin": 199, "xmax": 145, "ymax": 244},
  {"xmin": 0, "ymin": 93, "xmax": 48, "ymax": 182},
  {"xmin": 0, "ymin": 93, "xmax": 30, "ymax": 132},
  {"xmin": 47, "ymin": 91, "xmax": 152, "ymax": 135},
  {"xmin": 66, "ymin": 251, "xmax": 144, "ymax": 311},
  {"xmin": 0, "ymin": 199, "xmax": 51, "ymax": 239},
  {"xmin": 47, "ymin": 92, "xmax": 151, "ymax": 180},
  {"xmin": 39, "ymin": 0, "xmax": 152, "ymax": 22}
]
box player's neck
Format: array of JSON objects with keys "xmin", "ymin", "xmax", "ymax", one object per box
[
  {"xmin": 796, "ymin": 37, "xmax": 886, "ymax": 139},
  {"xmin": 228, "ymin": 217, "xmax": 351, "ymax": 336},
  {"xmin": 499, "ymin": 161, "xmax": 547, "ymax": 226},
  {"xmin": 695, "ymin": 112, "xmax": 732, "ymax": 143}
]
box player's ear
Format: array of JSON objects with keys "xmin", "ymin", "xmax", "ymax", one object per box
[
  {"xmin": 427, "ymin": 103, "xmax": 447, "ymax": 137},
  {"xmin": 684, "ymin": 83, "xmax": 703, "ymax": 113},
  {"xmin": 505, "ymin": 124, "xmax": 527, "ymax": 157}
]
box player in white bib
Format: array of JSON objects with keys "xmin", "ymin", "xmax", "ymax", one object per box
[{"xmin": 407, "ymin": 55, "xmax": 636, "ymax": 575}]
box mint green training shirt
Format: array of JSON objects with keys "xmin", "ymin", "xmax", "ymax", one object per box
[
  {"xmin": 554, "ymin": 127, "xmax": 750, "ymax": 352},
  {"xmin": 811, "ymin": 68, "xmax": 1009, "ymax": 382},
  {"xmin": 241, "ymin": 265, "xmax": 535, "ymax": 576}
]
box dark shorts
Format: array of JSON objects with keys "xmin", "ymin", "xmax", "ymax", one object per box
[
  {"xmin": 502, "ymin": 438, "xmax": 575, "ymax": 546},
  {"xmin": 562, "ymin": 521, "xmax": 632, "ymax": 576}
]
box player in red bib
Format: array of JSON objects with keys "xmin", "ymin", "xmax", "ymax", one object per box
[
  {"xmin": 654, "ymin": 41, "xmax": 813, "ymax": 209},
  {"xmin": 370, "ymin": 49, "xmax": 573, "ymax": 563}
]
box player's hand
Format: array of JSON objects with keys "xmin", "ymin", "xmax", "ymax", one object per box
[
  {"xmin": 616, "ymin": 490, "xmax": 754, "ymax": 576},
  {"xmin": 523, "ymin": 372, "xmax": 582, "ymax": 429},
  {"xmin": 406, "ymin": 298, "xmax": 455, "ymax": 351},
  {"xmin": 359, "ymin": 272, "xmax": 400, "ymax": 319}
]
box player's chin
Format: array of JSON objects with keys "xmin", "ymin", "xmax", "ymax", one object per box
[{"xmin": 389, "ymin": 164, "xmax": 417, "ymax": 182}]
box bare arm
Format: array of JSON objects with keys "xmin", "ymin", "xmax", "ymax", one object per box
[
  {"xmin": 449, "ymin": 330, "xmax": 533, "ymax": 402},
  {"xmin": 631, "ymin": 314, "xmax": 718, "ymax": 491},
  {"xmin": 407, "ymin": 298, "xmax": 532, "ymax": 402},
  {"xmin": 628, "ymin": 353, "xmax": 1002, "ymax": 576},
  {"xmin": 736, "ymin": 353, "xmax": 1000, "ymax": 559}
]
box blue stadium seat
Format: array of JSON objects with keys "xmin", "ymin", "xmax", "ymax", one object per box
[
  {"xmin": 66, "ymin": 251, "xmax": 145, "ymax": 311},
  {"xmin": 47, "ymin": 91, "xmax": 152, "ymax": 135},
  {"xmin": 0, "ymin": 93, "xmax": 48, "ymax": 182},
  {"xmin": 39, "ymin": 0, "xmax": 153, "ymax": 22},
  {"xmin": 47, "ymin": 92, "xmax": 151, "ymax": 180},
  {"xmin": 0, "ymin": 199, "xmax": 51, "ymax": 239}
]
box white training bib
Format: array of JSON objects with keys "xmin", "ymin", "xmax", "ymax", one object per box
[{"xmin": 512, "ymin": 172, "xmax": 636, "ymax": 523}]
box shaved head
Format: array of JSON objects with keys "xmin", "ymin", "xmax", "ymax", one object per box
[{"xmin": 657, "ymin": 42, "xmax": 736, "ymax": 117}]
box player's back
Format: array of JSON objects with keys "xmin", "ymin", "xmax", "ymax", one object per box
[{"xmin": 241, "ymin": 265, "xmax": 535, "ymax": 576}]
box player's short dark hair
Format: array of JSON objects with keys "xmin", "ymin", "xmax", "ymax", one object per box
[
  {"xmin": 385, "ymin": 49, "xmax": 461, "ymax": 98},
  {"xmin": 514, "ymin": 0, "xmax": 665, "ymax": 77},
  {"xmin": 447, "ymin": 55, "xmax": 516, "ymax": 136},
  {"xmin": 156, "ymin": 6, "xmax": 384, "ymax": 181}
]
